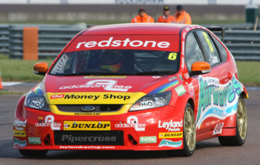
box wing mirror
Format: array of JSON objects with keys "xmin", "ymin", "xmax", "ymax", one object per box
[
  {"xmin": 191, "ymin": 61, "xmax": 211, "ymax": 76},
  {"xmin": 33, "ymin": 62, "xmax": 48, "ymax": 75}
]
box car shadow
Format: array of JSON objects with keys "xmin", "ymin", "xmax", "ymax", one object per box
[{"xmin": 0, "ymin": 139, "xmax": 223, "ymax": 159}]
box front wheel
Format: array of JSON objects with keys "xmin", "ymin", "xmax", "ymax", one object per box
[
  {"xmin": 19, "ymin": 150, "xmax": 48, "ymax": 157},
  {"xmin": 218, "ymin": 97, "xmax": 248, "ymax": 146},
  {"xmin": 180, "ymin": 103, "xmax": 196, "ymax": 156}
]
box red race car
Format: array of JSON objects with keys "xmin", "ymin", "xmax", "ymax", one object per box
[{"xmin": 13, "ymin": 23, "xmax": 248, "ymax": 157}]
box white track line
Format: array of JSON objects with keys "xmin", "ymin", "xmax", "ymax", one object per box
[{"xmin": 2, "ymin": 82, "xmax": 24, "ymax": 86}]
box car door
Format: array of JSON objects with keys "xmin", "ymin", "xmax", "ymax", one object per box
[
  {"xmin": 194, "ymin": 30, "xmax": 230, "ymax": 136},
  {"xmin": 184, "ymin": 31, "xmax": 209, "ymax": 136}
]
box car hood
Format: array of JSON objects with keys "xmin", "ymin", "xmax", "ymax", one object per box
[{"xmin": 43, "ymin": 75, "xmax": 180, "ymax": 105}]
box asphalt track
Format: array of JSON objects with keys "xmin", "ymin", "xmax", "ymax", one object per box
[{"xmin": 0, "ymin": 88, "xmax": 260, "ymax": 165}]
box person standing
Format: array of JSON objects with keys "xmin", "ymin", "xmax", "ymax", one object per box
[
  {"xmin": 174, "ymin": 5, "xmax": 192, "ymax": 24},
  {"xmin": 131, "ymin": 8, "xmax": 155, "ymax": 23},
  {"xmin": 157, "ymin": 6, "xmax": 175, "ymax": 23}
]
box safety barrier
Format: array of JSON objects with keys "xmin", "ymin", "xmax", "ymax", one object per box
[
  {"xmin": 0, "ymin": 24, "xmax": 259, "ymax": 60},
  {"xmin": 211, "ymin": 29, "xmax": 260, "ymax": 60}
]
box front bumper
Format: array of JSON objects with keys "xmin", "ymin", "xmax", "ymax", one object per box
[{"xmin": 13, "ymin": 105, "xmax": 184, "ymax": 151}]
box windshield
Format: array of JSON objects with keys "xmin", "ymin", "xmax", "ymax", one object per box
[{"xmin": 50, "ymin": 49, "xmax": 180, "ymax": 76}]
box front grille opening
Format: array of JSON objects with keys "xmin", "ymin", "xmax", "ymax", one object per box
[
  {"xmin": 128, "ymin": 134, "xmax": 137, "ymax": 145},
  {"xmin": 57, "ymin": 104, "xmax": 123, "ymax": 113}
]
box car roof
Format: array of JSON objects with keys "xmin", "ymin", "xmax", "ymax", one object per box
[{"xmin": 81, "ymin": 23, "xmax": 201, "ymax": 35}]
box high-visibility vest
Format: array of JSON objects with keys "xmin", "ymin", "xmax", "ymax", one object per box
[
  {"xmin": 157, "ymin": 15, "xmax": 175, "ymax": 23},
  {"xmin": 174, "ymin": 11, "xmax": 192, "ymax": 25},
  {"xmin": 131, "ymin": 14, "xmax": 155, "ymax": 23}
]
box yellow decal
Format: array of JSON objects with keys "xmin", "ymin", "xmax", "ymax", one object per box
[
  {"xmin": 47, "ymin": 92, "xmax": 145, "ymax": 105},
  {"xmin": 159, "ymin": 132, "xmax": 183, "ymax": 139},
  {"xmin": 168, "ymin": 53, "xmax": 178, "ymax": 60},
  {"xmin": 13, "ymin": 130, "xmax": 26, "ymax": 137},
  {"xmin": 64, "ymin": 121, "xmax": 111, "ymax": 131},
  {"xmin": 203, "ymin": 32, "xmax": 214, "ymax": 52}
]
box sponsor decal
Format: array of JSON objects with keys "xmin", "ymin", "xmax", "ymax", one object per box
[
  {"xmin": 13, "ymin": 130, "xmax": 26, "ymax": 137},
  {"xmin": 181, "ymin": 57, "xmax": 185, "ymax": 69},
  {"xmin": 152, "ymin": 76, "xmax": 161, "ymax": 79},
  {"xmin": 62, "ymin": 135, "xmax": 116, "ymax": 143},
  {"xmin": 159, "ymin": 132, "xmax": 183, "ymax": 139},
  {"xmin": 139, "ymin": 136, "xmax": 157, "ymax": 144},
  {"xmin": 76, "ymin": 37, "xmax": 170, "ymax": 50},
  {"xmin": 159, "ymin": 139, "xmax": 182, "ymax": 148},
  {"xmin": 35, "ymin": 115, "xmax": 61, "ymax": 130},
  {"xmin": 62, "ymin": 94, "xmax": 131, "ymax": 101},
  {"xmin": 126, "ymin": 116, "xmax": 146, "ymax": 131},
  {"xmin": 196, "ymin": 76, "xmax": 243, "ymax": 129},
  {"xmin": 59, "ymin": 145, "xmax": 116, "ymax": 149},
  {"xmin": 179, "ymin": 74, "xmax": 183, "ymax": 81},
  {"xmin": 184, "ymin": 73, "xmax": 190, "ymax": 79},
  {"xmin": 28, "ymin": 137, "xmax": 41, "ymax": 144},
  {"xmin": 149, "ymin": 80, "xmax": 179, "ymax": 95},
  {"xmin": 168, "ymin": 76, "xmax": 177, "ymax": 82},
  {"xmin": 213, "ymin": 123, "xmax": 224, "ymax": 135},
  {"xmin": 64, "ymin": 121, "xmax": 111, "ymax": 131},
  {"xmin": 13, "ymin": 138, "xmax": 27, "ymax": 147},
  {"xmin": 187, "ymin": 83, "xmax": 194, "ymax": 91},
  {"xmin": 47, "ymin": 92, "xmax": 145, "ymax": 105},
  {"xmin": 175, "ymin": 85, "xmax": 186, "ymax": 96},
  {"xmin": 59, "ymin": 80, "xmax": 132, "ymax": 92},
  {"xmin": 158, "ymin": 120, "xmax": 183, "ymax": 131},
  {"xmin": 115, "ymin": 122, "xmax": 146, "ymax": 131},
  {"xmin": 13, "ymin": 119, "xmax": 27, "ymax": 131},
  {"xmin": 50, "ymin": 94, "xmax": 65, "ymax": 99},
  {"xmin": 59, "ymin": 134, "xmax": 119, "ymax": 145}
]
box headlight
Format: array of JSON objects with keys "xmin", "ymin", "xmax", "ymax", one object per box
[
  {"xmin": 24, "ymin": 91, "xmax": 50, "ymax": 111},
  {"xmin": 130, "ymin": 91, "xmax": 171, "ymax": 111}
]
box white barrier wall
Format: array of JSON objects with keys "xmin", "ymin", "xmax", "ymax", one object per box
[{"xmin": 0, "ymin": 0, "xmax": 260, "ymax": 5}]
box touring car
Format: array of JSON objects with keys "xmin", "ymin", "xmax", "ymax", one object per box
[{"xmin": 13, "ymin": 23, "xmax": 248, "ymax": 157}]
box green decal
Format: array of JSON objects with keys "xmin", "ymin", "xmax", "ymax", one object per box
[
  {"xmin": 28, "ymin": 137, "xmax": 41, "ymax": 144},
  {"xmin": 175, "ymin": 85, "xmax": 186, "ymax": 96},
  {"xmin": 139, "ymin": 136, "xmax": 157, "ymax": 144},
  {"xmin": 159, "ymin": 139, "xmax": 182, "ymax": 147}
]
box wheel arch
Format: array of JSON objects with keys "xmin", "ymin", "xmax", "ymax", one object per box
[{"xmin": 187, "ymin": 98, "xmax": 195, "ymax": 111}]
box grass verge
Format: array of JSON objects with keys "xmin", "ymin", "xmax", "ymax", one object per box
[
  {"xmin": 0, "ymin": 90, "xmax": 25, "ymax": 95},
  {"xmin": 236, "ymin": 61, "xmax": 260, "ymax": 87},
  {"xmin": 0, "ymin": 55, "xmax": 54, "ymax": 82}
]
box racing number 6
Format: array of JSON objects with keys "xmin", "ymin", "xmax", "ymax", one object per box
[{"xmin": 168, "ymin": 53, "xmax": 177, "ymax": 61}]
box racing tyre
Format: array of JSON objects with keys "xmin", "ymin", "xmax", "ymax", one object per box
[
  {"xmin": 19, "ymin": 150, "xmax": 48, "ymax": 157},
  {"xmin": 180, "ymin": 103, "xmax": 196, "ymax": 156},
  {"xmin": 218, "ymin": 97, "xmax": 247, "ymax": 146}
]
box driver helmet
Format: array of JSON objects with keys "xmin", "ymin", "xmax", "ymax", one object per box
[{"xmin": 100, "ymin": 50, "xmax": 122, "ymax": 72}]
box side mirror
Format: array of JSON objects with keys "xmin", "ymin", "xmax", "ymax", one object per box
[
  {"xmin": 191, "ymin": 61, "xmax": 211, "ymax": 75},
  {"xmin": 33, "ymin": 62, "xmax": 48, "ymax": 75}
]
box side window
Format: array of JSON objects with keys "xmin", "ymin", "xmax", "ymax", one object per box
[
  {"xmin": 185, "ymin": 32, "xmax": 205, "ymax": 72},
  {"xmin": 212, "ymin": 36, "xmax": 228, "ymax": 62},
  {"xmin": 196, "ymin": 31, "xmax": 221, "ymax": 66}
]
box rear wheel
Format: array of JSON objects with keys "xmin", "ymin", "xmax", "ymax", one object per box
[
  {"xmin": 218, "ymin": 97, "xmax": 247, "ymax": 146},
  {"xmin": 180, "ymin": 103, "xmax": 196, "ymax": 156},
  {"xmin": 19, "ymin": 150, "xmax": 48, "ymax": 157}
]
